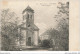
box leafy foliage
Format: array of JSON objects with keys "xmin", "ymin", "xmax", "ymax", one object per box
[
  {"xmin": 55, "ymin": 2, "xmax": 69, "ymax": 51},
  {"xmin": 41, "ymin": 40, "xmax": 51, "ymax": 48},
  {"xmin": 40, "ymin": 2, "xmax": 69, "ymax": 51},
  {"xmin": 1, "ymin": 9, "xmax": 20, "ymax": 50}
]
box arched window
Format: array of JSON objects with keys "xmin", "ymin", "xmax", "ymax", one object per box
[
  {"xmin": 30, "ymin": 15, "xmax": 32, "ymax": 19},
  {"xmin": 27, "ymin": 14, "xmax": 29, "ymax": 18},
  {"xmin": 28, "ymin": 37, "xmax": 31, "ymax": 46}
]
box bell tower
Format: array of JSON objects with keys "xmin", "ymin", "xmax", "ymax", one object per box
[
  {"xmin": 22, "ymin": 6, "xmax": 35, "ymax": 46},
  {"xmin": 22, "ymin": 6, "xmax": 34, "ymax": 27}
]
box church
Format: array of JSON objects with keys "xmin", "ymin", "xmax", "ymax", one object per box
[{"xmin": 18, "ymin": 6, "xmax": 39, "ymax": 47}]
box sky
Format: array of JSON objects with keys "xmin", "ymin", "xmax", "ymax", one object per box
[{"xmin": 0, "ymin": 0, "xmax": 69, "ymax": 35}]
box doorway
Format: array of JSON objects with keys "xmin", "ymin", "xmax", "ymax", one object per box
[{"xmin": 28, "ymin": 37, "xmax": 31, "ymax": 46}]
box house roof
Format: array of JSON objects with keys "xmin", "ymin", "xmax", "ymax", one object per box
[{"xmin": 22, "ymin": 6, "xmax": 34, "ymax": 14}]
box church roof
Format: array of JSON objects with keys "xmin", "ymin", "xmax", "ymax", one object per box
[
  {"xmin": 18, "ymin": 23, "xmax": 39, "ymax": 31},
  {"xmin": 22, "ymin": 6, "xmax": 34, "ymax": 14},
  {"xmin": 31, "ymin": 24, "xmax": 39, "ymax": 31}
]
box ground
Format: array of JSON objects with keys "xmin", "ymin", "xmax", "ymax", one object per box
[{"xmin": 19, "ymin": 46, "xmax": 53, "ymax": 51}]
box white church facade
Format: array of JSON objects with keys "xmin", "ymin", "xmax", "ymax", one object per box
[{"xmin": 18, "ymin": 6, "xmax": 39, "ymax": 47}]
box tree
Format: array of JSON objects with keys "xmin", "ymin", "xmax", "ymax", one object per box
[
  {"xmin": 40, "ymin": 28, "xmax": 59, "ymax": 49},
  {"xmin": 41, "ymin": 39, "xmax": 50, "ymax": 48},
  {"xmin": 54, "ymin": 2, "xmax": 69, "ymax": 50},
  {"xmin": 1, "ymin": 9, "xmax": 20, "ymax": 50},
  {"xmin": 40, "ymin": 2, "xmax": 69, "ymax": 51}
]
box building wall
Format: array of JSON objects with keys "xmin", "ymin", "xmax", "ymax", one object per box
[
  {"xmin": 20, "ymin": 29, "xmax": 26, "ymax": 47},
  {"xmin": 20, "ymin": 29, "xmax": 39, "ymax": 46},
  {"xmin": 19, "ymin": 7, "xmax": 39, "ymax": 47},
  {"xmin": 34, "ymin": 31, "xmax": 39, "ymax": 46},
  {"xmin": 27, "ymin": 30, "xmax": 34, "ymax": 46}
]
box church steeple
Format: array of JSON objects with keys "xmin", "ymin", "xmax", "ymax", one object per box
[
  {"xmin": 22, "ymin": 5, "xmax": 34, "ymax": 14},
  {"xmin": 22, "ymin": 6, "xmax": 34, "ymax": 24}
]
